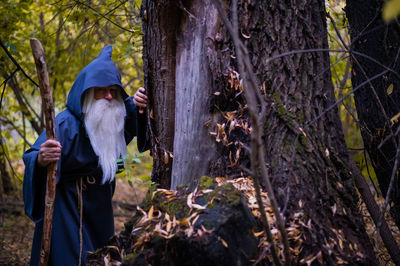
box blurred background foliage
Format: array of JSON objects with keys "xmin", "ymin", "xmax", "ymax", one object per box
[
  {"xmin": 327, "ymin": 1, "xmax": 378, "ymax": 191},
  {"xmin": 0, "ymin": 0, "xmax": 151, "ymax": 195},
  {"xmin": 0, "ymin": 0, "xmax": 389, "ymax": 196}
]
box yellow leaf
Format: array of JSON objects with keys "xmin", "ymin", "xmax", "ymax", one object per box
[
  {"xmin": 218, "ymin": 237, "xmax": 229, "ymax": 248},
  {"xmin": 179, "ymin": 218, "xmax": 190, "ymax": 227},
  {"xmin": 387, "ymin": 83, "xmax": 394, "ymax": 95},
  {"xmin": 391, "ymin": 112, "xmax": 400, "ymax": 125},
  {"xmin": 383, "ymin": 0, "xmax": 400, "ymax": 22},
  {"xmin": 253, "ymin": 231, "xmax": 264, "ymax": 237}
]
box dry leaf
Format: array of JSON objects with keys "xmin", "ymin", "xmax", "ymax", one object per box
[
  {"xmin": 148, "ymin": 206, "xmax": 154, "ymax": 220},
  {"xmin": 218, "ymin": 237, "xmax": 229, "ymax": 248},
  {"xmin": 387, "ymin": 83, "xmax": 394, "ymax": 95},
  {"xmin": 164, "ymin": 151, "xmax": 169, "ymax": 164},
  {"xmin": 241, "ymin": 32, "xmax": 251, "ymax": 39},
  {"xmin": 391, "ymin": 112, "xmax": 400, "ymax": 125}
]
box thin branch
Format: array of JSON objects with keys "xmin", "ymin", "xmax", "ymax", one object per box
[
  {"xmin": 74, "ymin": 0, "xmax": 135, "ymax": 33},
  {"xmin": 305, "ymin": 69, "xmax": 390, "ymax": 129},
  {"xmin": 327, "ymin": 12, "xmax": 349, "ymax": 50},
  {"xmin": 377, "ymin": 137, "xmax": 400, "ymax": 233},
  {"xmin": 265, "ymin": 48, "xmax": 400, "ymax": 80},
  {"xmin": 351, "ymin": 54, "xmax": 394, "ymax": 140},
  {"xmin": 0, "ymin": 38, "xmax": 39, "ymax": 87},
  {"xmin": 348, "ymin": 159, "xmax": 400, "ymax": 264},
  {"xmin": 363, "ymin": 149, "xmax": 380, "ymax": 197},
  {"xmin": 0, "ymin": 69, "xmax": 17, "ymax": 111},
  {"xmin": 0, "ymin": 141, "xmax": 19, "ymax": 183},
  {"xmin": 0, "ymin": 117, "xmax": 32, "ymax": 146}
]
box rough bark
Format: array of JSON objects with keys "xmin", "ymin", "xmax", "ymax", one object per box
[
  {"xmin": 30, "ymin": 38, "xmax": 58, "ymax": 266},
  {"xmin": 346, "ymin": 0, "xmax": 400, "ymax": 229},
  {"xmin": 142, "ymin": 0, "xmax": 376, "ymax": 263},
  {"xmin": 141, "ymin": 0, "xmax": 179, "ymax": 189}
]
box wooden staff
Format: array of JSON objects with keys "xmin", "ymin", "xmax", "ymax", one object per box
[{"xmin": 30, "ymin": 38, "xmax": 58, "ymax": 266}]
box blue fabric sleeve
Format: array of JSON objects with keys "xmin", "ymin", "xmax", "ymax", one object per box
[
  {"xmin": 23, "ymin": 118, "xmax": 65, "ymax": 222},
  {"xmin": 124, "ymin": 96, "xmax": 149, "ymax": 152},
  {"xmin": 23, "ymin": 133, "xmax": 47, "ymax": 222}
]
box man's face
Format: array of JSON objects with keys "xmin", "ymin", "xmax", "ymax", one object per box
[{"xmin": 93, "ymin": 85, "xmax": 119, "ymax": 101}]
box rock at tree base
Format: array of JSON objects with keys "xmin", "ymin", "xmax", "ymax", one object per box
[{"xmin": 87, "ymin": 177, "xmax": 259, "ymax": 265}]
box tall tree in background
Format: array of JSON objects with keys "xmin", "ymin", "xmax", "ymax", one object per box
[
  {"xmin": 142, "ymin": 0, "xmax": 376, "ymax": 263},
  {"xmin": 346, "ymin": 0, "xmax": 400, "ymax": 228}
]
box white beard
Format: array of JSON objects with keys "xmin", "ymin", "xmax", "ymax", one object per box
[{"xmin": 82, "ymin": 88, "xmax": 127, "ymax": 183}]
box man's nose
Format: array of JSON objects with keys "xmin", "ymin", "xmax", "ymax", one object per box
[{"xmin": 104, "ymin": 90, "xmax": 113, "ymax": 100}]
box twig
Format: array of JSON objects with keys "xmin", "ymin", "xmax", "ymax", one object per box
[
  {"xmin": 0, "ymin": 117, "xmax": 33, "ymax": 146},
  {"xmin": 74, "ymin": 0, "xmax": 135, "ymax": 33},
  {"xmin": 0, "ymin": 69, "xmax": 18, "ymax": 110},
  {"xmin": 348, "ymin": 159, "xmax": 400, "ymax": 264},
  {"xmin": 377, "ymin": 137, "xmax": 400, "ymax": 234},
  {"xmin": 265, "ymin": 48, "xmax": 400, "ymax": 80},
  {"xmin": 0, "ymin": 140, "xmax": 20, "ymax": 183},
  {"xmin": 0, "ymin": 38, "xmax": 39, "ymax": 87}
]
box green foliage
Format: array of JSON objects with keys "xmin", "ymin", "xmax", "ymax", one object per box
[
  {"xmin": 383, "ymin": 0, "xmax": 400, "ymax": 22},
  {"xmin": 0, "ymin": 0, "xmax": 150, "ymax": 186},
  {"xmin": 116, "ymin": 139, "xmax": 153, "ymax": 185}
]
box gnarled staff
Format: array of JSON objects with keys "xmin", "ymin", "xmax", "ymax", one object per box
[{"xmin": 30, "ymin": 38, "xmax": 57, "ymax": 266}]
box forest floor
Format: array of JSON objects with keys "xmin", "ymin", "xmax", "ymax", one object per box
[
  {"xmin": 0, "ymin": 178, "xmax": 149, "ymax": 265},
  {"xmin": 1, "ymin": 180, "xmax": 399, "ymax": 265}
]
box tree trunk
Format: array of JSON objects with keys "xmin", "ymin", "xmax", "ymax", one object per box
[
  {"xmin": 141, "ymin": 0, "xmax": 178, "ymax": 189},
  {"xmin": 346, "ymin": 0, "xmax": 400, "ymax": 228},
  {"xmin": 142, "ymin": 0, "xmax": 376, "ymax": 263},
  {"xmin": 0, "ymin": 130, "xmax": 13, "ymax": 195}
]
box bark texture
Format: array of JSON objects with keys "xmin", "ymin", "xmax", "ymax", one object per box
[
  {"xmin": 141, "ymin": 0, "xmax": 179, "ymax": 188},
  {"xmin": 30, "ymin": 38, "xmax": 58, "ymax": 266},
  {"xmin": 346, "ymin": 0, "xmax": 400, "ymax": 229},
  {"xmin": 142, "ymin": 0, "xmax": 376, "ymax": 263}
]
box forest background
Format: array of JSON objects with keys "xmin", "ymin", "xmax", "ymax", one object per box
[{"xmin": 0, "ymin": 0, "xmax": 399, "ymax": 264}]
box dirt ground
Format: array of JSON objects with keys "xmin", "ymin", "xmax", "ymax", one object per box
[
  {"xmin": 0, "ymin": 178, "xmax": 148, "ymax": 265},
  {"xmin": 0, "ymin": 180, "xmax": 399, "ymax": 265}
]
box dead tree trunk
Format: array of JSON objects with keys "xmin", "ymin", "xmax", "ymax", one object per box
[
  {"xmin": 142, "ymin": 0, "xmax": 376, "ymax": 263},
  {"xmin": 346, "ymin": 0, "xmax": 400, "ymax": 229}
]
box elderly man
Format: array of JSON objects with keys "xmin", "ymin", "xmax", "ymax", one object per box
[{"xmin": 23, "ymin": 46, "xmax": 148, "ymax": 266}]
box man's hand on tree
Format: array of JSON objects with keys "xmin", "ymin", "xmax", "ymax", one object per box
[
  {"xmin": 37, "ymin": 139, "xmax": 62, "ymax": 167},
  {"xmin": 133, "ymin": 87, "xmax": 148, "ymax": 114}
]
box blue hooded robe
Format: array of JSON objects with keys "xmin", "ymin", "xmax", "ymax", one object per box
[{"xmin": 23, "ymin": 46, "xmax": 148, "ymax": 266}]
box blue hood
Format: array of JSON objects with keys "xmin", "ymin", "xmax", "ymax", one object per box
[{"xmin": 66, "ymin": 46, "xmax": 128, "ymax": 118}]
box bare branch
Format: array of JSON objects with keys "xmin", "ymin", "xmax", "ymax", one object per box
[
  {"xmin": 74, "ymin": 0, "xmax": 135, "ymax": 33},
  {"xmin": 0, "ymin": 38, "xmax": 39, "ymax": 87}
]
